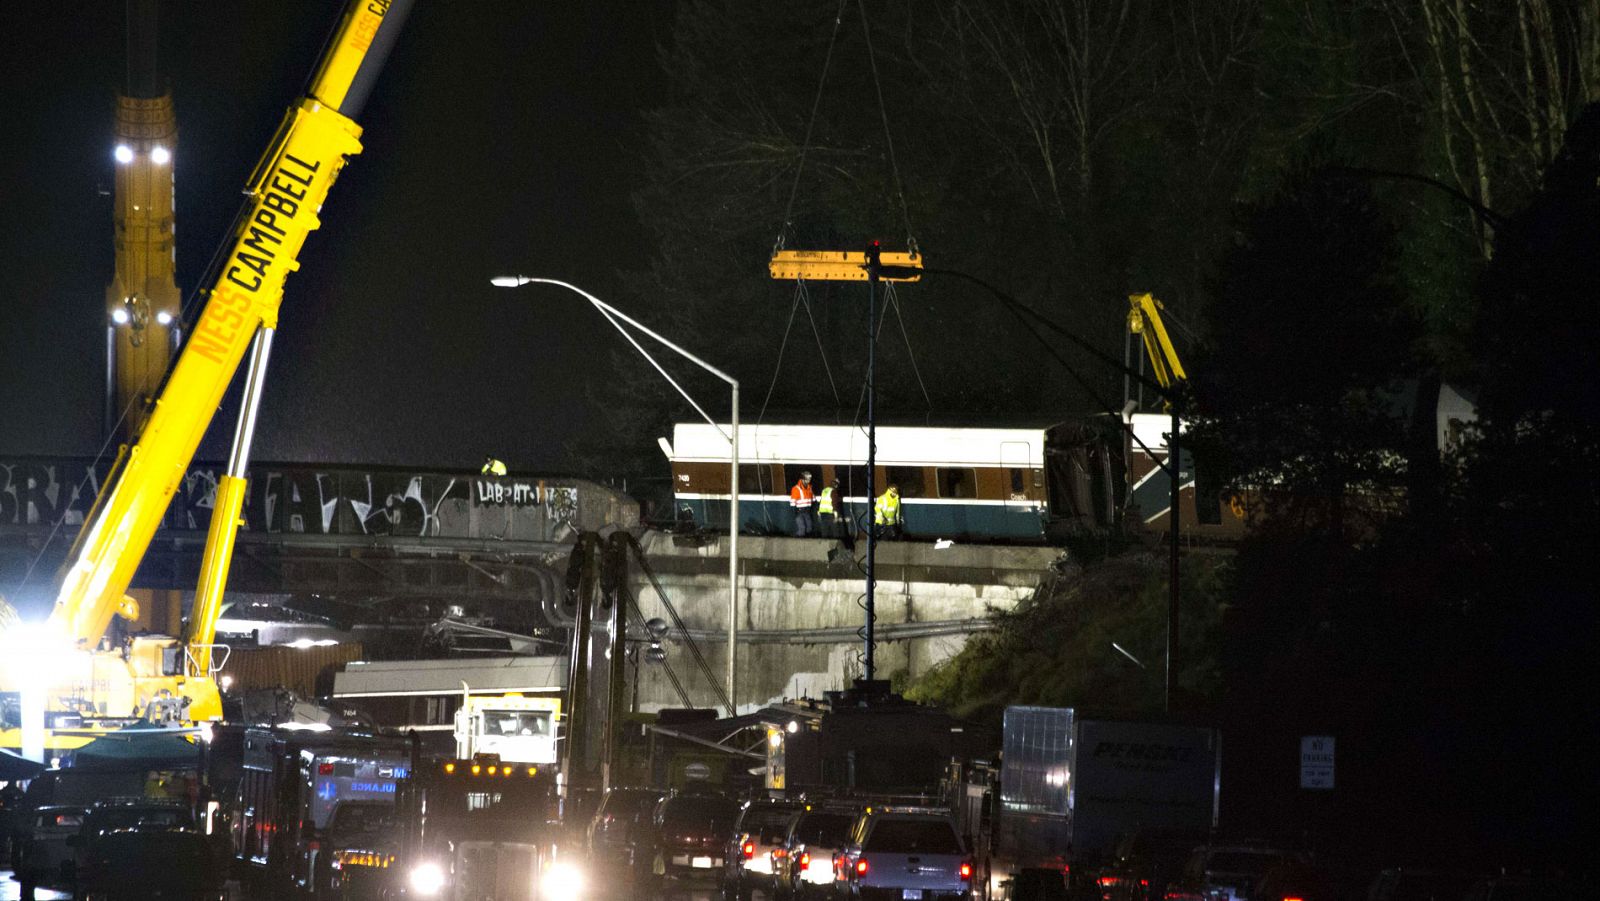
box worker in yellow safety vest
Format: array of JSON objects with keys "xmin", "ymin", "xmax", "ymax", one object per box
[
  {"xmin": 482, "ymin": 456, "xmax": 508, "ymax": 476},
  {"xmin": 874, "ymin": 484, "xmax": 903, "ymax": 539},
  {"xmin": 818, "ymin": 477, "xmax": 842, "ymax": 538}
]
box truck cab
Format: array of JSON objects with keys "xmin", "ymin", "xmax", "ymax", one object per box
[
  {"xmin": 394, "ymin": 756, "xmax": 570, "ymax": 900},
  {"xmin": 454, "ymin": 696, "xmax": 560, "ymax": 766}
]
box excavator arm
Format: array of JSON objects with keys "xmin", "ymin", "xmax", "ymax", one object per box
[{"xmin": 43, "ymin": 0, "xmax": 411, "ymax": 677}]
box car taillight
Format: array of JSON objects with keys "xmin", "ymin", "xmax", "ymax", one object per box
[
  {"xmin": 855, "ymin": 859, "xmax": 869, "ymax": 876},
  {"xmin": 798, "ymin": 852, "xmax": 810, "ymax": 872},
  {"xmin": 1282, "ymin": 897, "xmax": 1304, "ymax": 901},
  {"xmin": 1099, "ymin": 877, "xmax": 1125, "ymax": 887},
  {"xmin": 742, "ymin": 841, "xmax": 755, "ymax": 860},
  {"xmin": 960, "ymin": 861, "xmax": 974, "ymax": 881}
]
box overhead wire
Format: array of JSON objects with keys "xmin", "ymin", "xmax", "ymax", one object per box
[{"xmin": 927, "ymin": 267, "xmax": 1181, "ymax": 478}]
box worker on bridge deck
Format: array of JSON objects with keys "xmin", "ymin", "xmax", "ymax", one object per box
[
  {"xmin": 874, "ymin": 484, "xmax": 903, "ymax": 540},
  {"xmin": 790, "ymin": 470, "xmax": 817, "ymax": 537},
  {"xmin": 482, "ymin": 456, "xmax": 508, "ymax": 476},
  {"xmin": 818, "ymin": 476, "xmax": 844, "ymax": 540}
]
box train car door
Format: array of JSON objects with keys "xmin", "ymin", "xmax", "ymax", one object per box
[{"xmin": 1001, "ymin": 441, "xmax": 1035, "ymax": 537}]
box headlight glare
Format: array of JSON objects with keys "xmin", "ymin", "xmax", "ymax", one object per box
[
  {"xmin": 410, "ymin": 861, "xmax": 446, "ymax": 895},
  {"xmin": 540, "ymin": 860, "xmax": 585, "ymax": 898}
]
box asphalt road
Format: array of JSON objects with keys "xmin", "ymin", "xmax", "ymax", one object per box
[{"xmin": 2, "ymin": 870, "xmax": 736, "ymax": 901}]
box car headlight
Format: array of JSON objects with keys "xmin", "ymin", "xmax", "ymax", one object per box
[
  {"xmin": 410, "ymin": 861, "xmax": 446, "ymax": 895},
  {"xmin": 540, "ymin": 860, "xmax": 586, "ymax": 899}
]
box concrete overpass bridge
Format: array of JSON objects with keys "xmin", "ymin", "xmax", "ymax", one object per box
[
  {"xmin": 1, "ymin": 457, "xmax": 1064, "ymax": 714},
  {"xmin": 0, "ymin": 457, "xmax": 638, "ymax": 620}
]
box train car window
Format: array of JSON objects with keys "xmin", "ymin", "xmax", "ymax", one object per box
[
  {"xmin": 738, "ymin": 464, "xmax": 776, "ymax": 494},
  {"xmin": 1009, "ymin": 468, "xmax": 1026, "ymax": 496},
  {"xmin": 838, "ymin": 465, "xmax": 872, "ymax": 498},
  {"xmin": 782, "ymin": 464, "xmax": 825, "ymax": 489},
  {"xmin": 886, "ymin": 466, "xmax": 927, "ymax": 498},
  {"xmin": 936, "ymin": 468, "xmax": 978, "ymax": 499}
]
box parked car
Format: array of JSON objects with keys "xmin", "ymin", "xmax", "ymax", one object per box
[
  {"xmin": 588, "ymin": 786, "xmax": 666, "ymax": 887},
  {"xmin": 317, "ymin": 799, "xmax": 400, "ymax": 900},
  {"xmin": 1175, "ymin": 843, "xmax": 1299, "ymax": 901},
  {"xmin": 1099, "ymin": 831, "xmax": 1210, "ymax": 901},
  {"xmin": 13, "ymin": 804, "xmax": 86, "ymax": 900},
  {"xmin": 643, "ymin": 789, "xmax": 741, "ymax": 888},
  {"xmin": 71, "ymin": 798, "xmax": 226, "ymax": 901},
  {"xmin": 722, "ymin": 799, "xmax": 804, "ymax": 901},
  {"xmin": 1252, "ymin": 859, "xmax": 1346, "ymax": 901},
  {"xmin": 772, "ymin": 804, "xmax": 860, "ymax": 901},
  {"xmin": 834, "ymin": 806, "xmax": 973, "ymax": 901}
]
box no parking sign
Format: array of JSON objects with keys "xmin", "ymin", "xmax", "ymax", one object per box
[{"xmin": 1300, "ymin": 735, "xmax": 1335, "ymax": 789}]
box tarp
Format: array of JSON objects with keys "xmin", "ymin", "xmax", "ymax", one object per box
[{"xmin": 71, "ymin": 729, "xmax": 202, "ymax": 771}]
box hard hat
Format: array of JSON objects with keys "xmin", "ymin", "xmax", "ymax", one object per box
[{"xmin": 801, "ymin": 470, "xmax": 812, "ymax": 479}]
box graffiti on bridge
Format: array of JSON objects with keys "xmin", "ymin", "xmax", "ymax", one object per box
[{"xmin": 0, "ymin": 460, "xmax": 580, "ymax": 542}]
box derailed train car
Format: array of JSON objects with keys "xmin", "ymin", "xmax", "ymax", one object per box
[{"xmin": 661, "ymin": 419, "xmax": 1244, "ymax": 544}]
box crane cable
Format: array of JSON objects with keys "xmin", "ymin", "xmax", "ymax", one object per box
[
  {"xmin": 756, "ymin": 280, "xmax": 843, "ymax": 427},
  {"xmin": 857, "ymin": 0, "xmax": 918, "ymax": 255},
  {"xmin": 849, "ymin": 283, "xmax": 933, "ymax": 431},
  {"xmin": 775, "ymin": 0, "xmax": 848, "ymax": 253}
]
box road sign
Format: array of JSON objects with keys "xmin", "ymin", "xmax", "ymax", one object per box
[
  {"xmin": 1300, "ymin": 735, "xmax": 1335, "ymax": 789},
  {"xmin": 769, "ymin": 249, "xmax": 923, "ymax": 282}
]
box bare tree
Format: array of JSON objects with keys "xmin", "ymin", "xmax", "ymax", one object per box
[{"xmin": 1386, "ymin": 0, "xmax": 1599, "ymax": 255}]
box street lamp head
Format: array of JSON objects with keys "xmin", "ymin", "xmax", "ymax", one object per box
[
  {"xmin": 111, "ymin": 307, "xmax": 131, "ymax": 325},
  {"xmin": 490, "ymin": 275, "xmax": 531, "ymax": 288}
]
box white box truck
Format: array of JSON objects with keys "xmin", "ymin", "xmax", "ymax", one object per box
[{"xmin": 990, "ymin": 706, "xmax": 1220, "ymax": 898}]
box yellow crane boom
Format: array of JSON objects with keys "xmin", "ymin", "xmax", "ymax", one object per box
[
  {"xmin": 1127, "ymin": 292, "xmax": 1188, "ymax": 395},
  {"xmin": 4, "ymin": 0, "xmax": 412, "ymax": 747}
]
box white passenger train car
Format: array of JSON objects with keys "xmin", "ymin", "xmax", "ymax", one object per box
[
  {"xmin": 661, "ymin": 418, "xmax": 1241, "ymax": 543},
  {"xmin": 665, "ymin": 422, "xmax": 1055, "ymax": 541}
]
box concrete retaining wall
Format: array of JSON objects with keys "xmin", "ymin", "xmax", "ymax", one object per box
[{"xmin": 628, "ymin": 532, "xmax": 1063, "ymax": 714}]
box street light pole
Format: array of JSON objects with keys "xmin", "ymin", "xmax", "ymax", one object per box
[{"xmin": 492, "ymin": 276, "xmax": 741, "ymax": 715}]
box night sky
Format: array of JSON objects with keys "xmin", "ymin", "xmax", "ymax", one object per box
[{"xmin": 0, "ymin": 0, "xmax": 675, "ymax": 472}]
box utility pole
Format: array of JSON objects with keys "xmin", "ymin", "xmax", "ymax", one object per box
[
  {"xmin": 769, "ymin": 243, "xmax": 923, "ymax": 684},
  {"xmin": 1167, "ymin": 401, "xmax": 1181, "ymax": 711},
  {"xmin": 863, "ymin": 242, "xmax": 881, "ymax": 680}
]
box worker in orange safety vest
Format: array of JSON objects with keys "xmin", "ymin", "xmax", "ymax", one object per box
[{"xmin": 789, "ymin": 470, "xmax": 817, "ymax": 537}]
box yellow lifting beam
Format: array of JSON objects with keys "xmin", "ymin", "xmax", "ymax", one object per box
[{"xmin": 769, "ymin": 249, "xmax": 923, "ymax": 282}]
